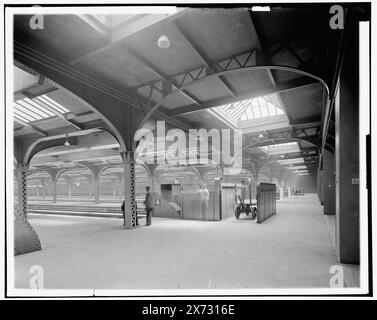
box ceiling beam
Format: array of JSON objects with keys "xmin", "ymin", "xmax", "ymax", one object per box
[
  {"xmin": 70, "ymin": 9, "xmax": 187, "ymax": 65},
  {"xmin": 27, "ymin": 127, "xmax": 104, "ymax": 144},
  {"xmin": 76, "ymin": 15, "xmax": 111, "ymax": 38},
  {"xmin": 14, "ymin": 43, "xmax": 192, "ymax": 133},
  {"xmin": 270, "ymin": 156, "xmax": 318, "ymax": 163},
  {"xmin": 169, "ymin": 76, "xmax": 317, "ymax": 116},
  {"xmin": 290, "ymin": 116, "xmax": 322, "ymax": 126},
  {"xmin": 248, "ymin": 11, "xmax": 298, "ymax": 131},
  {"xmin": 14, "ymin": 118, "xmax": 48, "ymax": 137},
  {"xmin": 171, "ymin": 20, "xmax": 237, "ymax": 96},
  {"xmin": 31, "ymin": 148, "xmax": 120, "ymax": 166},
  {"xmin": 241, "ymin": 119, "xmax": 289, "ymax": 135},
  {"xmin": 248, "ymin": 11, "xmax": 269, "ymax": 53},
  {"xmin": 32, "ymin": 97, "xmax": 83, "ymax": 130},
  {"xmin": 123, "ymin": 44, "xmax": 203, "ymax": 106},
  {"xmin": 269, "ymin": 150, "xmax": 318, "ymax": 160}
]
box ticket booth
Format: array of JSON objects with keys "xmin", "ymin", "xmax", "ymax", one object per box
[
  {"xmin": 161, "ymin": 183, "xmax": 182, "ymax": 206},
  {"xmin": 221, "ymin": 182, "xmax": 236, "ymax": 219},
  {"xmin": 152, "ymin": 183, "xmax": 182, "ymax": 219}
]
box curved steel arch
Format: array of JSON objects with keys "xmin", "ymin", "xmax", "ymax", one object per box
[
  {"xmin": 325, "ymin": 142, "xmax": 335, "ymax": 153},
  {"xmin": 95, "ymin": 165, "xmax": 121, "ymax": 181},
  {"xmin": 48, "ymin": 78, "xmax": 128, "ymax": 153},
  {"xmin": 23, "ymin": 128, "xmax": 122, "ymax": 165},
  {"xmin": 189, "ymin": 166, "xmax": 202, "ymax": 180},
  {"xmin": 236, "ymin": 137, "xmax": 320, "ymax": 162},
  {"xmin": 15, "ymin": 42, "xmax": 128, "ymax": 153},
  {"xmin": 136, "ymin": 65, "xmax": 329, "ymax": 134},
  {"xmin": 26, "ymin": 168, "xmax": 49, "ymax": 177},
  {"xmin": 53, "ymin": 169, "xmax": 70, "ymax": 182},
  {"xmin": 155, "ymin": 166, "xmax": 202, "ymax": 181},
  {"xmin": 56, "ymin": 168, "xmax": 88, "ymax": 181},
  {"xmin": 200, "ymin": 170, "xmax": 224, "ymax": 180},
  {"xmin": 138, "ymin": 163, "xmax": 153, "ymax": 177}
]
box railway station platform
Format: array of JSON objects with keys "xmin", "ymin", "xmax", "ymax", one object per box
[
  {"xmin": 9, "ymin": 4, "xmax": 368, "ymax": 295},
  {"xmin": 14, "ymin": 194, "xmax": 359, "ymax": 290}
]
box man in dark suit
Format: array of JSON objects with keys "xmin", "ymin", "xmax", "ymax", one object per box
[
  {"xmin": 145, "ymin": 186, "xmax": 153, "ymax": 226},
  {"xmin": 121, "ymin": 200, "xmax": 125, "ymax": 226}
]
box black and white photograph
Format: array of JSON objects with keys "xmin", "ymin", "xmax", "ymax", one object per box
[{"xmin": 0, "ymin": 0, "xmax": 375, "ymax": 302}]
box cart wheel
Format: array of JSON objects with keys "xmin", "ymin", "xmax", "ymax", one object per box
[
  {"xmin": 252, "ymin": 208, "xmax": 257, "ymax": 220},
  {"xmin": 235, "ymin": 207, "xmax": 241, "ymax": 219}
]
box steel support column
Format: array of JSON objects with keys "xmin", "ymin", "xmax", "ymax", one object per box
[
  {"xmin": 15, "ymin": 163, "xmax": 29, "ymax": 220},
  {"xmin": 323, "ymin": 150, "xmax": 335, "ymax": 215},
  {"xmin": 88, "ymin": 182, "xmax": 93, "ymax": 197},
  {"xmin": 94, "ymin": 178, "xmax": 100, "ymax": 204},
  {"xmin": 122, "ymin": 151, "xmax": 137, "ymax": 229},
  {"xmin": 67, "ymin": 179, "xmax": 72, "ymax": 198},
  {"xmin": 112, "ymin": 183, "xmax": 117, "ymax": 197},
  {"xmin": 317, "ymin": 168, "xmax": 324, "ymax": 204},
  {"xmin": 335, "ymin": 22, "xmax": 360, "ymax": 264},
  {"xmin": 151, "ymin": 174, "xmax": 160, "ymax": 193},
  {"xmin": 52, "ymin": 178, "xmax": 58, "ymax": 203}
]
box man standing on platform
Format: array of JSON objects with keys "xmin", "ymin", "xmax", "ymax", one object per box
[
  {"xmin": 145, "ymin": 186, "xmax": 153, "ymax": 226},
  {"xmin": 121, "ymin": 199, "xmax": 125, "ymax": 226},
  {"xmin": 199, "ymin": 184, "xmax": 209, "ymax": 221}
]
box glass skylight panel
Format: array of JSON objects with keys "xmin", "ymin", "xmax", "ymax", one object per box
[
  {"xmin": 17, "ymin": 99, "xmax": 50, "ymax": 118},
  {"xmin": 42, "ymin": 95, "xmax": 68, "ymax": 110},
  {"xmin": 253, "ymin": 107, "xmax": 261, "ymax": 118},
  {"xmin": 260, "ymin": 104, "xmax": 269, "ymax": 117},
  {"xmin": 14, "ymin": 110, "xmax": 30, "ymax": 122},
  {"xmin": 287, "ymin": 165, "xmax": 307, "ymax": 170},
  {"xmin": 14, "ymin": 95, "xmax": 69, "ymax": 123},
  {"xmin": 14, "ymin": 104, "xmax": 39, "ymax": 122},
  {"xmin": 23, "ymin": 98, "xmax": 54, "ymax": 116},
  {"xmin": 212, "ymin": 93, "xmax": 285, "ymax": 122},
  {"xmin": 277, "ymin": 157, "xmax": 305, "ymax": 165},
  {"xmin": 245, "ymin": 107, "xmax": 253, "ymax": 120},
  {"xmin": 268, "ymin": 102, "xmax": 277, "ymax": 116},
  {"xmin": 36, "ymin": 96, "xmax": 62, "ymax": 113},
  {"xmin": 259, "ymin": 142, "xmax": 301, "ymax": 155},
  {"xmin": 258, "ymin": 97, "xmax": 265, "ymax": 105},
  {"xmin": 37, "ymin": 95, "xmax": 70, "ymax": 113}
]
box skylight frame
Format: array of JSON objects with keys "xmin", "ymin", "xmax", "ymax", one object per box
[
  {"xmin": 277, "ymin": 157, "xmax": 306, "ymax": 165},
  {"xmin": 14, "ymin": 95, "xmax": 69, "ymax": 123},
  {"xmin": 259, "ymin": 142, "xmax": 301, "ymax": 155},
  {"xmin": 287, "ymin": 165, "xmax": 308, "ymax": 170},
  {"xmin": 16, "ymin": 99, "xmax": 51, "ymax": 118},
  {"xmin": 214, "ymin": 93, "xmax": 286, "ymax": 122}
]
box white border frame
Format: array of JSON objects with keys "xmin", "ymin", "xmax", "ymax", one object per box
[{"xmin": 2, "ymin": 1, "xmax": 372, "ymax": 298}]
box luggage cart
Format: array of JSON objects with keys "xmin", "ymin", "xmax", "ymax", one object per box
[{"xmin": 235, "ymin": 195, "xmax": 257, "ymax": 220}]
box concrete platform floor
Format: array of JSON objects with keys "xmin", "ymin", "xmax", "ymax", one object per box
[{"xmin": 14, "ymin": 194, "xmax": 358, "ymax": 290}]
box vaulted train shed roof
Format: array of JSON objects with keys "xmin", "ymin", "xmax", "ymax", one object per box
[{"xmin": 13, "ymin": 6, "xmax": 343, "ymax": 176}]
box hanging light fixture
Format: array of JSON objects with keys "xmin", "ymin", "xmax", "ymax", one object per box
[
  {"xmin": 158, "ymin": 35, "xmax": 171, "ymax": 48},
  {"xmin": 64, "ymin": 134, "xmax": 70, "ymax": 146},
  {"xmin": 157, "ymin": 15, "xmax": 171, "ymax": 49}
]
